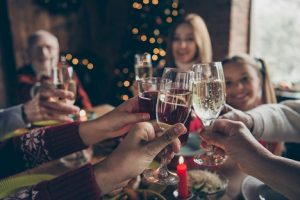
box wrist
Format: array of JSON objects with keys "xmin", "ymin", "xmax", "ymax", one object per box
[
  {"xmin": 79, "ymin": 119, "xmax": 107, "ymax": 146},
  {"xmin": 93, "ymin": 159, "xmax": 119, "ymax": 195}
]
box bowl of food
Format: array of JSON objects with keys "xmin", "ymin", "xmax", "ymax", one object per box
[
  {"xmin": 188, "ymin": 170, "xmax": 228, "ymax": 199},
  {"xmin": 109, "ymin": 189, "xmax": 166, "ymax": 200}
]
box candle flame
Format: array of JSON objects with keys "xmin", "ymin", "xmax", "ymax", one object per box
[
  {"xmin": 179, "ymin": 156, "xmax": 184, "ymax": 164},
  {"xmin": 79, "ymin": 109, "xmax": 86, "ymax": 117}
]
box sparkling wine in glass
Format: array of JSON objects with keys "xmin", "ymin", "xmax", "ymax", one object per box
[
  {"xmin": 143, "ymin": 68, "xmax": 193, "ymax": 185},
  {"xmin": 192, "ymin": 62, "xmax": 227, "ymax": 166},
  {"xmin": 134, "ymin": 53, "xmax": 153, "ymax": 80}
]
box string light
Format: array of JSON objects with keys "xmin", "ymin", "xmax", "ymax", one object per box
[
  {"xmin": 153, "ymin": 48, "xmax": 160, "ymax": 54},
  {"xmin": 166, "ymin": 17, "xmax": 173, "ymax": 23},
  {"xmin": 149, "ymin": 37, "xmax": 155, "ymax": 44},
  {"xmin": 152, "ymin": 0, "xmax": 158, "ymax": 5},
  {"xmin": 143, "ymin": 0, "xmax": 149, "ymax": 4},
  {"xmin": 140, "ymin": 35, "xmax": 147, "ymax": 41},
  {"xmin": 164, "ymin": 9, "xmax": 171, "ymax": 15},
  {"xmin": 65, "ymin": 53, "xmax": 72, "ymax": 60},
  {"xmin": 172, "ymin": 2, "xmax": 178, "ymax": 8},
  {"xmin": 153, "ymin": 29, "xmax": 160, "ymax": 36},
  {"xmin": 87, "ymin": 63, "xmax": 94, "ymax": 70},
  {"xmin": 123, "ymin": 80, "xmax": 130, "ymax": 87},
  {"xmin": 159, "ymin": 49, "xmax": 166, "ymax": 56},
  {"xmin": 157, "ymin": 38, "xmax": 163, "ymax": 44},
  {"xmin": 132, "ymin": 2, "xmax": 138, "ymax": 8},
  {"xmin": 152, "ymin": 54, "xmax": 158, "ymax": 61},
  {"xmin": 172, "ymin": 10, "xmax": 178, "ymax": 16},
  {"xmin": 122, "ymin": 95, "xmax": 129, "ymax": 101},
  {"xmin": 72, "ymin": 58, "xmax": 79, "ymax": 65},
  {"xmin": 82, "ymin": 59, "xmax": 89, "ymax": 65},
  {"xmin": 132, "ymin": 28, "xmax": 139, "ymax": 34}
]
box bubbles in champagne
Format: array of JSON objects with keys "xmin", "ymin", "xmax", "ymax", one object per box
[{"xmin": 192, "ymin": 80, "xmax": 225, "ymax": 125}]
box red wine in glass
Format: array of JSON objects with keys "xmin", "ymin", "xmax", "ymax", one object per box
[
  {"xmin": 138, "ymin": 91, "xmax": 158, "ymax": 120},
  {"xmin": 156, "ymin": 88, "xmax": 192, "ymax": 145}
]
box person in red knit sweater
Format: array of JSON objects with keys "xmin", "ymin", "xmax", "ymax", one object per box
[
  {"xmin": 15, "ymin": 30, "xmax": 92, "ymax": 110},
  {"xmin": 1, "ymin": 97, "xmax": 187, "ymax": 199}
]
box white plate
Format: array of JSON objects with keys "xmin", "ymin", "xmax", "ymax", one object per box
[{"xmin": 241, "ymin": 176, "xmax": 288, "ymax": 200}]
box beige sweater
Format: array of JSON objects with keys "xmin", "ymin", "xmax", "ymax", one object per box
[{"xmin": 247, "ymin": 100, "xmax": 300, "ymax": 142}]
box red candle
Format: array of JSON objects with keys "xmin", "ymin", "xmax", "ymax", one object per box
[{"xmin": 177, "ymin": 156, "xmax": 189, "ymax": 199}]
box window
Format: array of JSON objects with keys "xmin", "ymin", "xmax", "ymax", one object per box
[{"xmin": 251, "ymin": 0, "xmax": 300, "ymax": 84}]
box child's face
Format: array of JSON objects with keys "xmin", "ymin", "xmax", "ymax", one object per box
[{"xmin": 224, "ymin": 62, "xmax": 262, "ymax": 111}]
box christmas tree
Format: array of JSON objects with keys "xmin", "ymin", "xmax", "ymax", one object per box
[{"xmin": 112, "ymin": 0, "xmax": 184, "ymax": 105}]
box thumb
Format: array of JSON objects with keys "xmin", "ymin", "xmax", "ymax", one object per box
[
  {"xmin": 220, "ymin": 104, "xmax": 234, "ymax": 116},
  {"xmin": 145, "ymin": 123, "xmax": 187, "ymax": 156}
]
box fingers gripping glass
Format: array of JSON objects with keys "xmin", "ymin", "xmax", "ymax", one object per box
[
  {"xmin": 143, "ymin": 68, "xmax": 193, "ymax": 185},
  {"xmin": 192, "ymin": 62, "xmax": 227, "ymax": 166}
]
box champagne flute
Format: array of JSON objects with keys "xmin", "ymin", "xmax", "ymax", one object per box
[
  {"xmin": 143, "ymin": 68, "xmax": 193, "ymax": 185},
  {"xmin": 192, "ymin": 62, "xmax": 227, "ymax": 166},
  {"xmin": 134, "ymin": 53, "xmax": 153, "ymax": 80}
]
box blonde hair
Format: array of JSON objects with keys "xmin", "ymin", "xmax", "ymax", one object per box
[
  {"xmin": 222, "ymin": 53, "xmax": 277, "ymax": 104},
  {"xmin": 166, "ymin": 13, "xmax": 212, "ymax": 67}
]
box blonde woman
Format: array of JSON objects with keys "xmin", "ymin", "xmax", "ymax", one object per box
[{"xmin": 164, "ymin": 13, "xmax": 212, "ymax": 72}]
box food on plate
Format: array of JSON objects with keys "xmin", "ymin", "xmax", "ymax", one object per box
[{"xmin": 188, "ymin": 170, "xmax": 227, "ymax": 195}]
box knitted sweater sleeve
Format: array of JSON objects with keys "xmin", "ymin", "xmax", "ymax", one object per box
[
  {"xmin": 0, "ymin": 122, "xmax": 87, "ymax": 179},
  {"xmin": 2, "ymin": 164, "xmax": 102, "ymax": 200}
]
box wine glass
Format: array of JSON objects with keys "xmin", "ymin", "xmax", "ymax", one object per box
[
  {"xmin": 192, "ymin": 62, "xmax": 227, "ymax": 166},
  {"xmin": 137, "ymin": 77, "xmax": 160, "ymax": 120},
  {"xmin": 143, "ymin": 68, "xmax": 193, "ymax": 185},
  {"xmin": 134, "ymin": 53, "xmax": 153, "ymax": 80},
  {"xmin": 50, "ymin": 66, "xmax": 77, "ymax": 104}
]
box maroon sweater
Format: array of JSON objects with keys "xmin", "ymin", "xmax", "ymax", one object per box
[{"xmin": 1, "ymin": 122, "xmax": 101, "ymax": 199}]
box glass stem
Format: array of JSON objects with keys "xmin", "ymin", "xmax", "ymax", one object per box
[{"xmin": 158, "ymin": 149, "xmax": 169, "ymax": 178}]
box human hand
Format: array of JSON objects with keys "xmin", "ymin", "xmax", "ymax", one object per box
[
  {"xmin": 94, "ymin": 122, "xmax": 187, "ymax": 194},
  {"xmin": 200, "ymin": 119, "xmax": 272, "ymax": 173},
  {"xmin": 220, "ymin": 104, "xmax": 254, "ymax": 131},
  {"xmin": 24, "ymin": 88, "xmax": 79, "ymax": 123},
  {"xmin": 79, "ymin": 97, "xmax": 150, "ymax": 146}
]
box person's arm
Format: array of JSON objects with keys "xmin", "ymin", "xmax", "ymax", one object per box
[
  {"xmin": 221, "ymin": 100, "xmax": 300, "ymax": 142},
  {"xmin": 3, "ymin": 164, "xmax": 101, "ymax": 200},
  {"xmin": 0, "ymin": 97, "xmax": 150, "ymax": 178},
  {"xmin": 0, "ymin": 122, "xmax": 85, "ymax": 179},
  {"xmin": 3, "ymin": 122, "xmax": 186, "ymax": 200},
  {"xmin": 247, "ymin": 100, "xmax": 300, "ymax": 142},
  {"xmin": 201, "ymin": 119, "xmax": 300, "ymax": 200},
  {"xmin": 0, "ymin": 105, "xmax": 27, "ymax": 136}
]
